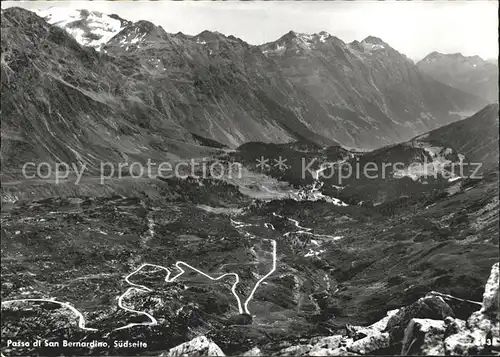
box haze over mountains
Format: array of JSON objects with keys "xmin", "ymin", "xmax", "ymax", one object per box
[{"xmin": 1, "ymin": 7, "xmax": 492, "ymax": 175}]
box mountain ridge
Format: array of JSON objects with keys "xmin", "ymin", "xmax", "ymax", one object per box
[
  {"xmin": 0, "ymin": 6, "xmax": 490, "ymax": 175},
  {"xmin": 417, "ymin": 51, "xmax": 498, "ymax": 103},
  {"xmin": 259, "ymin": 27, "xmax": 486, "ymax": 148}
]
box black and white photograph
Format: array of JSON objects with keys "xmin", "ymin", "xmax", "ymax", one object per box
[{"xmin": 0, "ymin": 0, "xmax": 499, "ymax": 356}]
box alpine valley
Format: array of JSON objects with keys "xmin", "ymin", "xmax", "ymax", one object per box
[{"xmin": 1, "ymin": 6, "xmax": 498, "ymax": 357}]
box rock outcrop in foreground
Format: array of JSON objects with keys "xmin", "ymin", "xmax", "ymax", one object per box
[
  {"xmin": 164, "ymin": 263, "xmax": 499, "ymax": 356},
  {"xmin": 160, "ymin": 336, "xmax": 225, "ymax": 357}
]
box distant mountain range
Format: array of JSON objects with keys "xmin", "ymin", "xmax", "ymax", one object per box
[
  {"xmin": 259, "ymin": 31, "xmax": 486, "ymax": 149},
  {"xmin": 0, "ymin": 7, "xmax": 492, "ymax": 172},
  {"xmin": 417, "ymin": 51, "xmax": 498, "ymax": 103}
]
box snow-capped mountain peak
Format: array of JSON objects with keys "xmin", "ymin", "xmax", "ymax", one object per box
[
  {"xmin": 360, "ymin": 36, "xmax": 387, "ymax": 51},
  {"xmin": 261, "ymin": 30, "xmax": 334, "ymax": 55},
  {"xmin": 295, "ymin": 31, "xmax": 332, "ymax": 44},
  {"xmin": 35, "ymin": 7, "xmax": 129, "ymax": 50}
]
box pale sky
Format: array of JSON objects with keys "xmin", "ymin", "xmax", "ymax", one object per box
[{"xmin": 2, "ymin": 1, "xmax": 498, "ymax": 61}]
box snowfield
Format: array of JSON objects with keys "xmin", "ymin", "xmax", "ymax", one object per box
[{"xmin": 35, "ymin": 8, "xmax": 125, "ymax": 50}]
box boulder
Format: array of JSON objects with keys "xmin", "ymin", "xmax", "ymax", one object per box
[
  {"xmin": 426, "ymin": 291, "xmax": 482, "ymax": 320},
  {"xmin": 443, "ymin": 310, "xmax": 499, "ymax": 355},
  {"xmin": 207, "ymin": 325, "xmax": 273, "ymax": 355},
  {"xmin": 310, "ymin": 335, "xmax": 343, "ymax": 349},
  {"xmin": 444, "ymin": 316, "xmax": 466, "ymax": 336},
  {"xmin": 443, "ymin": 262, "xmax": 499, "ymax": 356},
  {"xmin": 241, "ymin": 347, "xmax": 262, "ymax": 356},
  {"xmin": 347, "ymin": 309, "xmax": 399, "ymax": 340},
  {"xmin": 347, "ymin": 332, "xmax": 390, "ymax": 355},
  {"xmin": 401, "ymin": 318, "xmax": 446, "ymax": 355},
  {"xmin": 481, "ymin": 262, "xmax": 499, "ymax": 317},
  {"xmin": 444, "ymin": 320, "xmax": 478, "ymax": 356},
  {"xmin": 161, "ymin": 336, "xmax": 225, "ymax": 357},
  {"xmin": 310, "ymin": 347, "xmax": 360, "ymax": 356},
  {"xmin": 308, "ymin": 335, "xmax": 343, "ymax": 355},
  {"xmin": 386, "ymin": 294, "xmax": 454, "ymax": 343},
  {"xmin": 274, "ymin": 344, "xmax": 312, "ymax": 356}
]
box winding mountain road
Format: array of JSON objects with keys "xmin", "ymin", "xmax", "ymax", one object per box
[
  {"xmin": 0, "ymin": 298, "xmax": 98, "ymax": 331},
  {"xmin": 1, "ymin": 207, "xmax": 338, "ymax": 334},
  {"xmin": 1, "ymin": 216, "xmax": 280, "ymax": 332},
  {"xmin": 273, "ymin": 212, "xmax": 343, "ymax": 240},
  {"xmin": 115, "ymin": 287, "xmax": 158, "ymax": 331},
  {"xmin": 243, "ymin": 240, "xmax": 277, "ymax": 314}
]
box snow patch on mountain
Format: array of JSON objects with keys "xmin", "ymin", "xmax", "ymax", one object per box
[
  {"xmin": 35, "ymin": 8, "xmax": 126, "ymax": 50},
  {"xmin": 262, "ymin": 43, "xmax": 287, "ymax": 55},
  {"xmin": 362, "ymin": 42, "xmax": 385, "ymax": 52},
  {"xmin": 295, "ymin": 31, "xmax": 332, "ymax": 48},
  {"xmin": 261, "ymin": 31, "xmax": 333, "ymax": 55}
]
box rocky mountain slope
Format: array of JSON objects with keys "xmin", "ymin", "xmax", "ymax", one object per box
[
  {"xmin": 13, "ymin": 6, "xmax": 486, "ymax": 154},
  {"xmin": 0, "ymin": 7, "xmax": 204, "ymax": 176},
  {"xmin": 101, "ymin": 20, "xmax": 335, "ymax": 148},
  {"xmin": 259, "ymin": 32, "xmax": 486, "ymax": 149},
  {"xmin": 1, "ymin": 7, "xmax": 335, "ymax": 176},
  {"xmin": 417, "ymin": 51, "xmax": 498, "ymax": 103}
]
